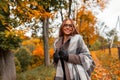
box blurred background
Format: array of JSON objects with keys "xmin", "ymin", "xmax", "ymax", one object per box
[{"xmin": 0, "ymin": 0, "xmax": 120, "ymax": 80}]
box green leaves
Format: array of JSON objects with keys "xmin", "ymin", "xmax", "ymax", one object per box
[{"xmin": 0, "ymin": 30, "xmax": 22, "ymax": 50}]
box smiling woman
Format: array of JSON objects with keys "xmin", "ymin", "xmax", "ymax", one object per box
[
  {"xmin": 59, "ymin": 19, "xmax": 78, "ymax": 44},
  {"xmin": 53, "ymin": 18, "xmax": 95, "ymax": 80},
  {"xmin": 59, "ymin": 19, "xmax": 78, "ymax": 37}
]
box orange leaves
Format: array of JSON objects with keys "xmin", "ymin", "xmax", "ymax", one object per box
[
  {"xmin": 32, "ymin": 46, "xmax": 54, "ymax": 59},
  {"xmin": 91, "ymin": 51, "xmax": 112, "ymax": 80},
  {"xmin": 30, "ymin": 1, "xmax": 38, "ymax": 6},
  {"xmin": 76, "ymin": 6, "xmax": 98, "ymax": 45},
  {"xmin": 91, "ymin": 48, "xmax": 120, "ymax": 80},
  {"xmin": 97, "ymin": 0, "xmax": 108, "ymax": 10},
  {"xmin": 32, "ymin": 43, "xmax": 54, "ymax": 59},
  {"xmin": 15, "ymin": 1, "xmax": 52, "ymax": 20},
  {"xmin": 92, "ymin": 65, "xmax": 112, "ymax": 80},
  {"xmin": 32, "ymin": 45, "xmax": 44, "ymax": 57},
  {"xmin": 22, "ymin": 38, "xmax": 40, "ymax": 46}
]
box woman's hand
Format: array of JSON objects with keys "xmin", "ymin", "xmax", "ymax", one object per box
[
  {"xmin": 59, "ymin": 49, "xmax": 69, "ymax": 61},
  {"xmin": 53, "ymin": 50, "xmax": 60, "ymax": 64}
]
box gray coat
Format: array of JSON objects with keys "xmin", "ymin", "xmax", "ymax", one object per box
[{"xmin": 54, "ymin": 34, "xmax": 95, "ymax": 80}]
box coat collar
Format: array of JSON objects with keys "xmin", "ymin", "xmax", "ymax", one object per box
[{"xmin": 55, "ymin": 36, "xmax": 72, "ymax": 50}]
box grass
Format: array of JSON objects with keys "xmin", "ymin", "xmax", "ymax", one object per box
[{"xmin": 17, "ymin": 64, "xmax": 56, "ymax": 80}]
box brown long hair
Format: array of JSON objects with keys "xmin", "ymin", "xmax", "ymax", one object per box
[{"xmin": 59, "ymin": 18, "xmax": 79, "ymax": 37}]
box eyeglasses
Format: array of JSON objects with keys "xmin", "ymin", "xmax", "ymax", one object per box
[{"xmin": 63, "ymin": 24, "xmax": 73, "ymax": 27}]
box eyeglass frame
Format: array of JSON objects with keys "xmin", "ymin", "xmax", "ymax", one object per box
[{"xmin": 63, "ymin": 24, "xmax": 73, "ymax": 27}]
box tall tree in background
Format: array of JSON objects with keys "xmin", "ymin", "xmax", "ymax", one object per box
[
  {"xmin": 76, "ymin": 0, "xmax": 108, "ymax": 47},
  {"xmin": 76, "ymin": 6, "xmax": 98, "ymax": 47},
  {"xmin": 105, "ymin": 29, "xmax": 117, "ymax": 55},
  {"xmin": 68, "ymin": 0, "xmax": 72, "ymax": 18},
  {"xmin": 12, "ymin": 0, "xmax": 51, "ymax": 66}
]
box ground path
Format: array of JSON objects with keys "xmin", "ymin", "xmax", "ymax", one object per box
[{"xmin": 91, "ymin": 51, "xmax": 112, "ymax": 80}]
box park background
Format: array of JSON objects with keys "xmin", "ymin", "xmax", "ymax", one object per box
[{"xmin": 0, "ymin": 0, "xmax": 120, "ymax": 80}]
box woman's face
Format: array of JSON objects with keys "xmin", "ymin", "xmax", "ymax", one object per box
[{"xmin": 62, "ymin": 20, "xmax": 73, "ymax": 36}]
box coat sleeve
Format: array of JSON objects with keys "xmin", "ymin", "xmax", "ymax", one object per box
[{"xmin": 68, "ymin": 35, "xmax": 90, "ymax": 64}]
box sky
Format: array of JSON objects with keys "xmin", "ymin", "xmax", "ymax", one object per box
[{"xmin": 97, "ymin": 0, "xmax": 120, "ymax": 30}]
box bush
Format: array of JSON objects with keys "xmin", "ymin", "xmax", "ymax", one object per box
[
  {"xmin": 15, "ymin": 47, "xmax": 32, "ymax": 72},
  {"xmin": 14, "ymin": 57, "xmax": 22, "ymax": 73},
  {"xmin": 30, "ymin": 55, "xmax": 43, "ymax": 69},
  {"xmin": 90, "ymin": 40, "xmax": 101, "ymax": 51}
]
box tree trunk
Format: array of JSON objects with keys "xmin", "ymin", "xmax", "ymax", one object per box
[
  {"xmin": 43, "ymin": 18, "xmax": 50, "ymax": 66},
  {"xmin": 60, "ymin": 9, "xmax": 63, "ymax": 21},
  {"xmin": 108, "ymin": 43, "xmax": 111, "ymax": 55},
  {"xmin": 59, "ymin": 1, "xmax": 64, "ymax": 21},
  {"xmin": 117, "ymin": 46, "xmax": 120, "ymax": 60},
  {"xmin": 0, "ymin": 49, "xmax": 16, "ymax": 80},
  {"xmin": 68, "ymin": 0, "xmax": 72, "ymax": 18},
  {"xmin": 87, "ymin": 37, "xmax": 90, "ymax": 48}
]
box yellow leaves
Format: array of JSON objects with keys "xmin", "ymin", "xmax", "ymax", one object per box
[
  {"xmin": 0, "ymin": 14, "xmax": 8, "ymax": 26},
  {"xmin": 0, "ymin": 14, "xmax": 5, "ymax": 20},
  {"xmin": 31, "ymin": 38, "xmax": 40, "ymax": 44},
  {"xmin": 4, "ymin": 28, "xmax": 26, "ymax": 40},
  {"xmin": 15, "ymin": 1, "xmax": 53, "ymax": 21},
  {"xmin": 16, "ymin": 6, "xmax": 24, "ymax": 14},
  {"xmin": 0, "ymin": 1, "xmax": 9, "ymax": 13},
  {"xmin": 4, "ymin": 30, "xmax": 11, "ymax": 38},
  {"xmin": 22, "ymin": 38, "xmax": 40, "ymax": 46},
  {"xmin": 31, "ymin": 1, "xmax": 38, "ymax": 6},
  {"xmin": 4, "ymin": 26, "xmax": 15, "ymax": 38},
  {"xmin": 14, "ymin": 29, "xmax": 26, "ymax": 39}
]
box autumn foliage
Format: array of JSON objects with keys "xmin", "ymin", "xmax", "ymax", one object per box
[
  {"xmin": 32, "ymin": 45, "xmax": 44, "ymax": 57},
  {"xmin": 32, "ymin": 45, "xmax": 54, "ymax": 60},
  {"xmin": 76, "ymin": 6, "xmax": 98, "ymax": 45},
  {"xmin": 91, "ymin": 48, "xmax": 120, "ymax": 80}
]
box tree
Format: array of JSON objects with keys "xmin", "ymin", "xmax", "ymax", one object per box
[
  {"xmin": 38, "ymin": 0, "xmax": 68, "ymax": 66},
  {"xmin": 76, "ymin": 0, "xmax": 108, "ymax": 47},
  {"xmin": 68, "ymin": 0, "xmax": 72, "ymax": 18},
  {"xmin": 11, "ymin": 0, "xmax": 51, "ymax": 66},
  {"xmin": 0, "ymin": 0, "xmax": 22, "ymax": 80},
  {"xmin": 105, "ymin": 29, "xmax": 117, "ymax": 55},
  {"xmin": 76, "ymin": 6, "xmax": 98, "ymax": 47}
]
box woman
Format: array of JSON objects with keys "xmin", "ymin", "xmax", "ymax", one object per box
[{"xmin": 53, "ymin": 18, "xmax": 95, "ymax": 80}]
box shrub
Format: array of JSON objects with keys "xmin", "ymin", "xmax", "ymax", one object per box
[
  {"xmin": 14, "ymin": 57, "xmax": 22, "ymax": 73},
  {"xmin": 15, "ymin": 47, "xmax": 32, "ymax": 71}
]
